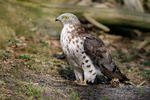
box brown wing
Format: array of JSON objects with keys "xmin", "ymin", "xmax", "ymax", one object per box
[{"xmin": 83, "ymin": 34, "xmax": 129, "ymax": 82}]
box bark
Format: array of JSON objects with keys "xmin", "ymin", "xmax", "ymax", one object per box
[
  {"xmin": 41, "ymin": 3, "xmax": 150, "ymax": 30},
  {"xmin": 123, "ymin": 0, "xmax": 144, "ymax": 13},
  {"xmin": 16, "ymin": 0, "xmax": 150, "ymax": 30}
]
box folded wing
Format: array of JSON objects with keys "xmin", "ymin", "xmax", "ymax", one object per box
[{"xmin": 83, "ymin": 34, "xmax": 129, "ymax": 82}]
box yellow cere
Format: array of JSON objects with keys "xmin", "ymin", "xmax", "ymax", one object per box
[{"xmin": 65, "ymin": 16, "xmax": 69, "ymax": 20}]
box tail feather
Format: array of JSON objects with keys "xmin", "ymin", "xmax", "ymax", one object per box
[{"xmin": 100, "ymin": 63, "xmax": 129, "ymax": 82}]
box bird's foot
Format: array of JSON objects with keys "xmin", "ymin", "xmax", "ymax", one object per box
[{"xmin": 74, "ymin": 80, "xmax": 87, "ymax": 86}]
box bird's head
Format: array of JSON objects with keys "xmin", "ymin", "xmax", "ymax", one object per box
[{"xmin": 56, "ymin": 13, "xmax": 80, "ymax": 25}]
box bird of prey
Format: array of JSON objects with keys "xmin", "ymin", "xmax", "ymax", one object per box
[{"xmin": 56, "ymin": 13, "xmax": 129, "ymax": 85}]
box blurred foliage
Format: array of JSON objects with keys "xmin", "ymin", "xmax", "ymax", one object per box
[
  {"xmin": 0, "ymin": 0, "xmax": 61, "ymax": 48},
  {"xmin": 0, "ymin": 0, "xmax": 150, "ymax": 100}
]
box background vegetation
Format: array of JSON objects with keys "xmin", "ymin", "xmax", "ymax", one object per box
[{"xmin": 0, "ymin": 0, "xmax": 150, "ymax": 100}]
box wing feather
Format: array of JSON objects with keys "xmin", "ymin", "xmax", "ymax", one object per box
[{"xmin": 83, "ymin": 34, "xmax": 129, "ymax": 82}]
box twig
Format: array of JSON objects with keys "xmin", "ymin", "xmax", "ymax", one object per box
[
  {"xmin": 50, "ymin": 78, "xmax": 73, "ymax": 83},
  {"xmin": 137, "ymin": 81, "xmax": 146, "ymax": 87},
  {"xmin": 125, "ymin": 81, "xmax": 136, "ymax": 87},
  {"xmin": 83, "ymin": 13, "xmax": 110, "ymax": 32},
  {"xmin": 137, "ymin": 39, "xmax": 150, "ymax": 49},
  {"xmin": 125, "ymin": 81, "xmax": 146, "ymax": 87}
]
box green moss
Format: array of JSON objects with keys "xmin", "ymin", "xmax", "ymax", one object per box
[
  {"xmin": 51, "ymin": 59, "xmax": 63, "ymax": 66},
  {"xmin": 16, "ymin": 55, "xmax": 34, "ymax": 61},
  {"xmin": 120, "ymin": 55, "xmax": 135, "ymax": 63},
  {"xmin": 0, "ymin": 52, "xmax": 9, "ymax": 60},
  {"xmin": 14, "ymin": 83, "xmax": 45, "ymax": 100},
  {"xmin": 39, "ymin": 39, "xmax": 48, "ymax": 47},
  {"xmin": 139, "ymin": 69, "xmax": 150, "ymax": 79},
  {"xmin": 12, "ymin": 64, "xmax": 19, "ymax": 68},
  {"xmin": 8, "ymin": 38, "xmax": 20, "ymax": 44},
  {"xmin": 88, "ymin": 91, "xmax": 94, "ymax": 96},
  {"xmin": 26, "ymin": 84, "xmax": 42, "ymax": 97},
  {"xmin": 30, "ymin": 65, "xmax": 41, "ymax": 71},
  {"xmin": 68, "ymin": 92, "xmax": 79, "ymax": 100},
  {"xmin": 143, "ymin": 61, "xmax": 150, "ymax": 66},
  {"xmin": 111, "ymin": 53, "xmax": 120, "ymax": 59},
  {"xmin": 56, "ymin": 89, "xmax": 62, "ymax": 95},
  {"xmin": 101, "ymin": 97, "xmax": 108, "ymax": 100},
  {"xmin": 138, "ymin": 89, "xmax": 145, "ymax": 95}
]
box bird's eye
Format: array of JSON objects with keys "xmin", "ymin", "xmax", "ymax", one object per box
[{"xmin": 64, "ymin": 16, "xmax": 69, "ymax": 20}]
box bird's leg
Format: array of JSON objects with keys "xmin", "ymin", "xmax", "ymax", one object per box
[
  {"xmin": 73, "ymin": 69, "xmax": 83, "ymax": 81},
  {"xmin": 74, "ymin": 69, "xmax": 82, "ymax": 80},
  {"xmin": 73, "ymin": 69, "xmax": 87, "ymax": 85}
]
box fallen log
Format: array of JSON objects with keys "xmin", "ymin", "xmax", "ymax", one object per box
[
  {"xmin": 41, "ymin": 3, "xmax": 150, "ymax": 30},
  {"xmin": 123, "ymin": 0, "xmax": 144, "ymax": 13},
  {"xmin": 16, "ymin": 0, "xmax": 150, "ymax": 30},
  {"xmin": 83, "ymin": 13, "xmax": 110, "ymax": 32}
]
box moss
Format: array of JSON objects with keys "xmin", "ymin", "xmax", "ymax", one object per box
[
  {"xmin": 56, "ymin": 89, "xmax": 62, "ymax": 95},
  {"xmin": 15, "ymin": 55, "xmax": 34, "ymax": 61},
  {"xmin": 0, "ymin": 52, "xmax": 9, "ymax": 60},
  {"xmin": 25, "ymin": 84, "xmax": 43, "ymax": 98},
  {"xmin": 138, "ymin": 89, "xmax": 145, "ymax": 95},
  {"xmin": 139, "ymin": 69, "xmax": 150, "ymax": 79},
  {"xmin": 15, "ymin": 83, "xmax": 45, "ymax": 100},
  {"xmin": 12, "ymin": 64, "xmax": 19, "ymax": 68},
  {"xmin": 120, "ymin": 54, "xmax": 135, "ymax": 63},
  {"xmin": 39, "ymin": 39, "xmax": 48, "ymax": 47},
  {"xmin": 143, "ymin": 61, "xmax": 150, "ymax": 66},
  {"xmin": 111, "ymin": 53, "xmax": 120, "ymax": 59},
  {"xmin": 101, "ymin": 97, "xmax": 108, "ymax": 100},
  {"xmin": 68, "ymin": 92, "xmax": 79, "ymax": 100}
]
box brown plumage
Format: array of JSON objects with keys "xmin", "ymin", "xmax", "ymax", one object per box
[
  {"xmin": 83, "ymin": 34, "xmax": 129, "ymax": 82},
  {"xmin": 56, "ymin": 13, "xmax": 129, "ymax": 85}
]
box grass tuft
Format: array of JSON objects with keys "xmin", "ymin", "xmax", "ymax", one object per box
[
  {"xmin": 68, "ymin": 92, "xmax": 79, "ymax": 100},
  {"xmin": 0, "ymin": 52, "xmax": 9, "ymax": 60},
  {"xmin": 101, "ymin": 97, "xmax": 108, "ymax": 100},
  {"xmin": 139, "ymin": 69, "xmax": 150, "ymax": 79},
  {"xmin": 56, "ymin": 89, "xmax": 62, "ymax": 95},
  {"xmin": 25, "ymin": 84, "xmax": 45, "ymax": 99},
  {"xmin": 138, "ymin": 89, "xmax": 145, "ymax": 95},
  {"xmin": 16, "ymin": 55, "xmax": 34, "ymax": 61},
  {"xmin": 120, "ymin": 55, "xmax": 135, "ymax": 63}
]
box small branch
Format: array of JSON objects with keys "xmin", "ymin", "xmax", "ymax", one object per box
[
  {"xmin": 125, "ymin": 81, "xmax": 136, "ymax": 87},
  {"xmin": 125, "ymin": 81, "xmax": 146, "ymax": 87},
  {"xmin": 137, "ymin": 81, "xmax": 146, "ymax": 87},
  {"xmin": 83, "ymin": 13, "xmax": 110, "ymax": 32},
  {"xmin": 137, "ymin": 39, "xmax": 150, "ymax": 49}
]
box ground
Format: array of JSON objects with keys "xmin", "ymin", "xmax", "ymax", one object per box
[{"xmin": 0, "ymin": 0, "xmax": 150, "ymax": 100}]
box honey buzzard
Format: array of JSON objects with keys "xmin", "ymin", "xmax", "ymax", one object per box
[{"xmin": 56, "ymin": 13, "xmax": 129, "ymax": 85}]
